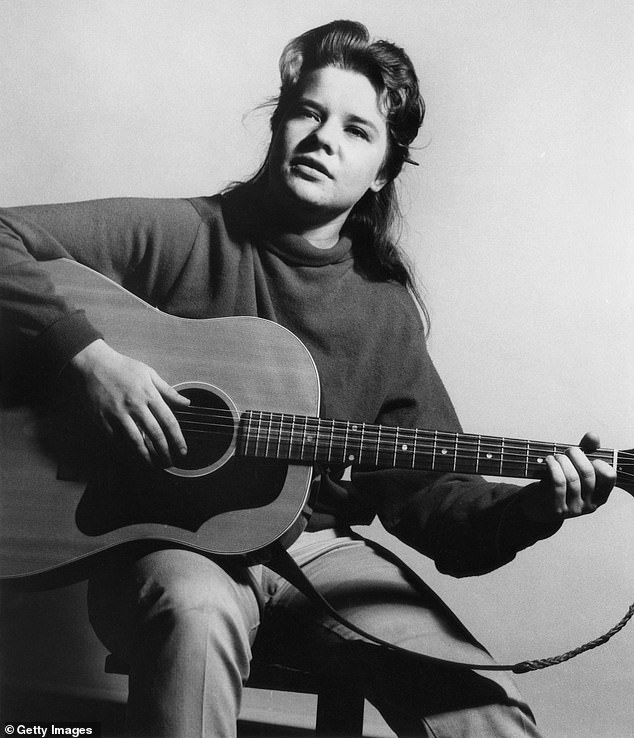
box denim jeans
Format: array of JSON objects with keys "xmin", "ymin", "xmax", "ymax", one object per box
[{"xmin": 88, "ymin": 529, "xmax": 542, "ymax": 737}]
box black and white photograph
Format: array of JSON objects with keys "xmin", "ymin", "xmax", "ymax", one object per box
[{"xmin": 1, "ymin": 2, "xmax": 633, "ymax": 737}]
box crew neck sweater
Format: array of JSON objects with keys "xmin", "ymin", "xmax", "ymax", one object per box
[{"xmin": 0, "ymin": 191, "xmax": 559, "ymax": 576}]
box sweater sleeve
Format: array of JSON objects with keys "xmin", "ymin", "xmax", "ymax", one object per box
[
  {"xmin": 349, "ymin": 301, "xmax": 561, "ymax": 577},
  {"xmin": 0, "ymin": 198, "xmax": 202, "ymax": 374}
]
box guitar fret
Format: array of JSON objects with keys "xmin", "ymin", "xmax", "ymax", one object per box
[
  {"xmin": 277, "ymin": 413, "xmax": 290, "ymax": 459},
  {"xmin": 313, "ymin": 419, "xmax": 330, "ymax": 464},
  {"xmin": 306, "ymin": 418, "xmax": 316, "ymax": 460},
  {"xmin": 260, "ymin": 412, "xmax": 268, "ymax": 457},
  {"xmin": 346, "ymin": 422, "xmax": 362, "ymax": 464},
  {"xmin": 392, "ymin": 428, "xmax": 398, "ymax": 466},
  {"xmin": 306, "ymin": 416, "xmax": 317, "ymax": 461},
  {"xmin": 455, "ymin": 433, "xmax": 478, "ymax": 474},
  {"xmin": 478, "ymin": 435, "xmax": 499, "ymax": 476},
  {"xmin": 241, "ymin": 411, "xmax": 252, "ymax": 456},
  {"xmin": 275, "ymin": 413, "xmax": 283, "ymax": 458},
  {"xmin": 334, "ymin": 420, "xmax": 348, "ymax": 464},
  {"xmin": 274, "ymin": 413, "xmax": 282, "ymax": 459},
  {"xmin": 258, "ymin": 412, "xmax": 268, "ymax": 457},
  {"xmin": 242, "ymin": 411, "xmax": 251, "ymax": 456},
  {"xmin": 433, "ymin": 432, "xmax": 457, "ymax": 472},
  {"xmin": 316, "ymin": 419, "xmax": 331, "ymax": 464},
  {"xmin": 300, "ymin": 415, "xmax": 308, "ymax": 461},
  {"xmin": 393, "ymin": 428, "xmax": 415, "ymax": 468},
  {"xmin": 504, "ymin": 437, "xmax": 529, "ymax": 477},
  {"xmin": 254, "ymin": 412, "xmax": 264, "ymax": 458},
  {"xmin": 327, "ymin": 419, "xmax": 335, "ymax": 464},
  {"xmin": 286, "ymin": 414, "xmax": 297, "ymax": 460},
  {"xmin": 297, "ymin": 415, "xmax": 308, "ymax": 461},
  {"xmin": 359, "ymin": 423, "xmax": 366, "ymax": 465},
  {"xmin": 412, "ymin": 429, "xmax": 418, "ymax": 469},
  {"xmin": 525, "ymin": 441, "xmax": 554, "ymax": 477},
  {"xmin": 267, "ymin": 413, "xmax": 275, "ymax": 458},
  {"xmin": 264, "ymin": 413, "xmax": 272, "ymax": 457},
  {"xmin": 500, "ymin": 437, "xmax": 504, "ymax": 475},
  {"xmin": 312, "ymin": 419, "xmax": 319, "ymax": 462}
]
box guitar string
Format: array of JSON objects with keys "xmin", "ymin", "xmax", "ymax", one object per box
[
  {"xmin": 175, "ymin": 407, "xmax": 631, "ymax": 459},
  {"xmin": 179, "ymin": 441, "xmax": 632, "ymax": 476},
  {"xmin": 175, "ymin": 405, "xmax": 632, "ymax": 460},
  {"xmin": 173, "ymin": 411, "xmax": 631, "ymax": 460},
  {"xmin": 175, "ymin": 407, "xmax": 627, "ymax": 455},
  {"xmin": 173, "ymin": 409, "xmax": 633, "ymax": 483},
  {"xmin": 174, "ymin": 411, "xmax": 624, "ymax": 455},
  {"xmin": 177, "ymin": 418, "xmax": 607, "ymax": 454},
  {"xmin": 173, "ymin": 419, "xmax": 634, "ymax": 477}
]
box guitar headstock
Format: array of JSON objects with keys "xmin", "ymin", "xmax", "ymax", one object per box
[{"xmin": 616, "ymin": 448, "xmax": 634, "ymax": 496}]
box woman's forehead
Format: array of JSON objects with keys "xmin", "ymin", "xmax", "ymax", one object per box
[{"xmin": 297, "ymin": 66, "xmax": 387, "ymax": 124}]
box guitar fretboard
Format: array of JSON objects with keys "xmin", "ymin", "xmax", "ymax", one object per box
[{"xmin": 238, "ymin": 411, "xmax": 618, "ymax": 480}]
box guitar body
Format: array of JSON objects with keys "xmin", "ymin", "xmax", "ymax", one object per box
[{"xmin": 0, "ymin": 259, "xmax": 320, "ymax": 584}]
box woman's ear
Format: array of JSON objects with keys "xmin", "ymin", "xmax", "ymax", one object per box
[{"xmin": 369, "ymin": 172, "xmax": 389, "ymax": 193}]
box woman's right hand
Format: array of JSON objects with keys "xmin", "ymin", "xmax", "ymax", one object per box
[{"xmin": 68, "ymin": 338, "xmax": 190, "ymax": 466}]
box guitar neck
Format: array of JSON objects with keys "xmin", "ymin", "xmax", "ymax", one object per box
[{"xmin": 238, "ymin": 410, "xmax": 620, "ymax": 482}]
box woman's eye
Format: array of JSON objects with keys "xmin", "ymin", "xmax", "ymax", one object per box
[
  {"xmin": 296, "ymin": 107, "xmax": 320, "ymax": 121},
  {"xmin": 347, "ymin": 126, "xmax": 369, "ymax": 140}
]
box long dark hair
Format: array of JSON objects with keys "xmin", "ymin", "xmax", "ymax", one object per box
[{"xmin": 234, "ymin": 20, "xmax": 429, "ymax": 327}]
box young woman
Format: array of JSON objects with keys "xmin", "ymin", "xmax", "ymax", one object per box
[{"xmin": 0, "ymin": 20, "xmax": 615, "ymax": 737}]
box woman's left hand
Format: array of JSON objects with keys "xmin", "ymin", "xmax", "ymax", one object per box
[{"xmin": 519, "ymin": 431, "xmax": 616, "ymax": 523}]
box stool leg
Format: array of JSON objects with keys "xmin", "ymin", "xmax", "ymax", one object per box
[{"xmin": 315, "ymin": 684, "xmax": 364, "ymax": 737}]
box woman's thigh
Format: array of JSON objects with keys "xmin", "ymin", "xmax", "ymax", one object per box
[
  {"xmin": 88, "ymin": 547, "xmax": 261, "ymax": 660},
  {"xmin": 257, "ymin": 530, "xmax": 540, "ymax": 737}
]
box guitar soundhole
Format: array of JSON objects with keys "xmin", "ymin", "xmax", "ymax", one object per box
[{"xmin": 170, "ymin": 383, "xmax": 237, "ymax": 475}]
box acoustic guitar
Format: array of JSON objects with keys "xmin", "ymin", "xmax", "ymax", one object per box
[{"xmin": 1, "ymin": 259, "xmax": 632, "ymax": 586}]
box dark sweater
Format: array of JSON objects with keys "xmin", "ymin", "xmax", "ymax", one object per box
[{"xmin": 0, "ymin": 189, "xmax": 559, "ymax": 576}]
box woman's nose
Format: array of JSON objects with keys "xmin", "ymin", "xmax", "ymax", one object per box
[{"xmin": 311, "ymin": 120, "xmax": 338, "ymax": 154}]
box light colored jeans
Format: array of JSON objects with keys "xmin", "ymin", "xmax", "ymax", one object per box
[{"xmin": 88, "ymin": 529, "xmax": 542, "ymax": 737}]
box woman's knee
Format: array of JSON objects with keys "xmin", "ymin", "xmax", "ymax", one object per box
[
  {"xmin": 89, "ymin": 548, "xmax": 260, "ymax": 656},
  {"xmin": 135, "ymin": 550, "xmax": 258, "ymax": 636}
]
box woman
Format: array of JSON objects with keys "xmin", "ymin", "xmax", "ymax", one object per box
[{"xmin": 0, "ymin": 20, "xmax": 615, "ymax": 737}]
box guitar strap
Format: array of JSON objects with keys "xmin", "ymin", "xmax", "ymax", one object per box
[{"xmin": 266, "ymin": 540, "xmax": 634, "ymax": 675}]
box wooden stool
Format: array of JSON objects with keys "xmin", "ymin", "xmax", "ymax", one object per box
[{"xmin": 105, "ymin": 654, "xmax": 365, "ymax": 736}]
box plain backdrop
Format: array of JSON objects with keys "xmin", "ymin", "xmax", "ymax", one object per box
[{"xmin": 1, "ymin": 1, "xmax": 633, "ymax": 736}]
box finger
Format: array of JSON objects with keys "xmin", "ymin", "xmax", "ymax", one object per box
[
  {"xmin": 591, "ymin": 459, "xmax": 616, "ymax": 506},
  {"xmin": 546, "ymin": 453, "xmax": 586, "ymax": 516},
  {"xmin": 557, "ymin": 452, "xmax": 587, "ymax": 515},
  {"xmin": 148, "ymin": 396, "xmax": 188, "ymax": 459},
  {"xmin": 119, "ymin": 414, "xmax": 153, "ymax": 465},
  {"xmin": 151, "ymin": 376, "xmax": 189, "ymax": 456},
  {"xmin": 136, "ymin": 407, "xmax": 175, "ymax": 466},
  {"xmin": 544, "ymin": 455, "xmax": 568, "ymax": 516},
  {"xmin": 565, "ymin": 446, "xmax": 597, "ymax": 510},
  {"xmin": 578, "ymin": 431, "xmax": 600, "ymax": 454},
  {"xmin": 154, "ymin": 375, "xmax": 191, "ymax": 408}
]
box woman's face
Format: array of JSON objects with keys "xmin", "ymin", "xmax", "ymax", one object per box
[{"xmin": 267, "ymin": 66, "xmax": 390, "ymax": 224}]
